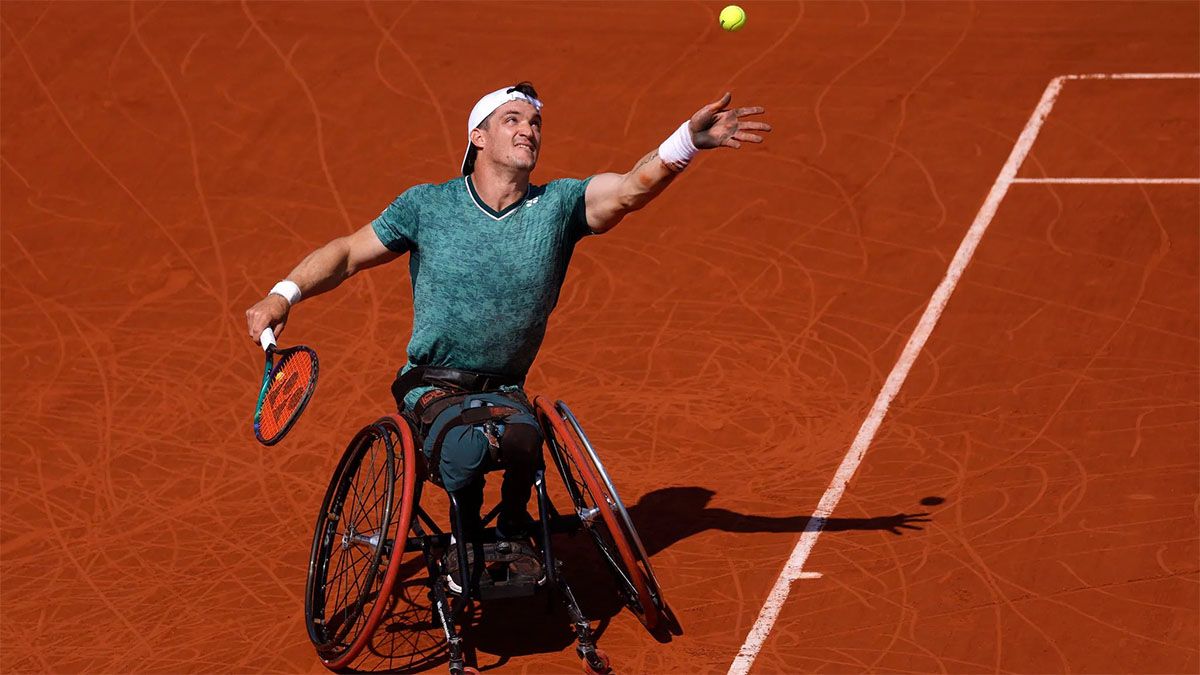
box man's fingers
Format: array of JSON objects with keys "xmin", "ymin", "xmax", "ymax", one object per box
[
  {"xmin": 732, "ymin": 131, "xmax": 763, "ymax": 143},
  {"xmin": 734, "ymin": 106, "xmax": 766, "ymax": 117},
  {"xmin": 722, "ymin": 137, "xmax": 742, "ymax": 149},
  {"xmin": 245, "ymin": 295, "xmax": 289, "ymax": 343},
  {"xmin": 739, "ymin": 121, "xmax": 772, "ymax": 132}
]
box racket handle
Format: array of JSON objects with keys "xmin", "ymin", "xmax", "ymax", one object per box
[{"xmin": 259, "ymin": 327, "xmax": 277, "ymax": 352}]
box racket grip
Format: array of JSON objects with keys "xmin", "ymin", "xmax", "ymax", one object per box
[{"xmin": 259, "ymin": 327, "xmax": 277, "ymax": 351}]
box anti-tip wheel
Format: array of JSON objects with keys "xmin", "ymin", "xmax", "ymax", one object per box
[{"xmin": 581, "ymin": 648, "xmax": 612, "ymax": 674}]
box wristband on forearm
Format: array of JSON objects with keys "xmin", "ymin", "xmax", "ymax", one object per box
[
  {"xmin": 269, "ymin": 280, "xmax": 302, "ymax": 306},
  {"xmin": 657, "ymin": 121, "xmax": 699, "ymax": 172}
]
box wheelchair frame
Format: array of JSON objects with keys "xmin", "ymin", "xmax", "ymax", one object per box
[{"xmin": 303, "ymin": 396, "xmax": 677, "ymax": 674}]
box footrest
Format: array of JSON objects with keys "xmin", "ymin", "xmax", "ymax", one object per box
[{"xmin": 444, "ymin": 540, "xmax": 546, "ymax": 600}]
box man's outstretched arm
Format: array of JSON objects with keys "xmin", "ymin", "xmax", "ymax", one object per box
[
  {"xmin": 584, "ymin": 92, "xmax": 770, "ymax": 234},
  {"xmin": 244, "ymin": 223, "xmax": 399, "ymax": 342}
]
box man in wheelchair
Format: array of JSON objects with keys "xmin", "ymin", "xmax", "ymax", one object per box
[{"xmin": 244, "ymin": 81, "xmax": 768, "ymax": 670}]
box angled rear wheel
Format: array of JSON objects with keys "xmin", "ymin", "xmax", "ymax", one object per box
[{"xmin": 536, "ymin": 397, "xmax": 677, "ymax": 634}]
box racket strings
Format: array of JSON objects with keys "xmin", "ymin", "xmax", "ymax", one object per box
[{"xmin": 259, "ymin": 350, "xmax": 317, "ymax": 440}]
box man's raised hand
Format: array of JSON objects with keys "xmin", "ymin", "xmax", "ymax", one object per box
[{"xmin": 689, "ymin": 92, "xmax": 771, "ymax": 150}]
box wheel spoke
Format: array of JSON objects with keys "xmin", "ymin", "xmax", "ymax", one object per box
[
  {"xmin": 351, "ymin": 474, "xmax": 388, "ymax": 535},
  {"xmin": 329, "ymin": 548, "xmax": 373, "ymax": 642},
  {"xmin": 326, "ymin": 544, "xmax": 370, "ymax": 595}
]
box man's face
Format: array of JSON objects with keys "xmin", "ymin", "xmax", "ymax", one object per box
[{"xmin": 472, "ymin": 100, "xmax": 542, "ymax": 173}]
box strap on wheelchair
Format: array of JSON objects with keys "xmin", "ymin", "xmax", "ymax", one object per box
[
  {"xmin": 392, "ymin": 366, "xmax": 529, "ymax": 488},
  {"xmin": 392, "ymin": 365, "xmax": 522, "ymax": 407},
  {"xmin": 413, "ymin": 394, "xmax": 524, "ymax": 488}
]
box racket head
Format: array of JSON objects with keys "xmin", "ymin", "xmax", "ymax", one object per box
[{"xmin": 254, "ymin": 346, "xmax": 319, "ymax": 445}]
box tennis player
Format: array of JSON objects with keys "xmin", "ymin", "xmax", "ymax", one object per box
[{"xmin": 244, "ymin": 81, "xmax": 769, "ymax": 545}]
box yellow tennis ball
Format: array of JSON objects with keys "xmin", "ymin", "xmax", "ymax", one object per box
[{"xmin": 720, "ymin": 5, "xmax": 746, "ymax": 32}]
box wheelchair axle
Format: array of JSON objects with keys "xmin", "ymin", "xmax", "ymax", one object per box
[{"xmin": 338, "ymin": 525, "xmax": 381, "ymax": 552}]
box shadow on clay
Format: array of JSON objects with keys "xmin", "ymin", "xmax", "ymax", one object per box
[{"xmin": 631, "ymin": 486, "xmax": 941, "ymax": 558}]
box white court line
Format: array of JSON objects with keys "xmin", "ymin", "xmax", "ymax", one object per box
[
  {"xmin": 726, "ymin": 75, "xmax": 1070, "ymax": 675},
  {"xmin": 727, "ymin": 70, "xmax": 1198, "ymax": 674},
  {"xmin": 1064, "ymin": 72, "xmax": 1200, "ymax": 80},
  {"xmin": 1013, "ymin": 177, "xmax": 1200, "ymax": 184}
]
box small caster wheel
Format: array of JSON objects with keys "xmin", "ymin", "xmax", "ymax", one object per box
[{"xmin": 581, "ymin": 648, "xmax": 611, "ymax": 674}]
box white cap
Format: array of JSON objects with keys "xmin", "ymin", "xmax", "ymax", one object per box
[{"xmin": 461, "ymin": 86, "xmax": 544, "ymax": 174}]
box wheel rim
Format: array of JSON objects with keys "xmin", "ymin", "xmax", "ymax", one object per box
[
  {"xmin": 535, "ymin": 397, "xmax": 660, "ymax": 631},
  {"xmin": 354, "ymin": 417, "xmax": 419, "ymax": 667},
  {"xmin": 306, "ymin": 423, "xmax": 394, "ymax": 660},
  {"xmin": 305, "ymin": 416, "xmax": 417, "ymax": 668},
  {"xmin": 556, "ymin": 401, "xmax": 678, "ymax": 627}
]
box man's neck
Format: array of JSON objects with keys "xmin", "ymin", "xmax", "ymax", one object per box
[{"xmin": 469, "ymin": 163, "xmax": 530, "ymax": 212}]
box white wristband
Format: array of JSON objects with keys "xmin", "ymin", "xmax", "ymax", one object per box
[
  {"xmin": 657, "ymin": 121, "xmax": 699, "ymax": 172},
  {"xmin": 269, "ymin": 280, "xmax": 301, "ymax": 306}
]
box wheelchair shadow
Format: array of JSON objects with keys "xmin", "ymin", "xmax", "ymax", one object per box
[{"xmin": 345, "ymin": 488, "xmax": 941, "ymax": 673}]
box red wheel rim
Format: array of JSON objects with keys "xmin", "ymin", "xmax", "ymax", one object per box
[
  {"xmin": 535, "ymin": 397, "xmax": 661, "ymax": 632},
  {"xmin": 322, "ymin": 416, "xmax": 418, "ymax": 670}
]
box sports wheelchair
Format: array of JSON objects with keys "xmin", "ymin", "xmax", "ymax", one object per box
[{"xmin": 303, "ymin": 395, "xmax": 679, "ymax": 674}]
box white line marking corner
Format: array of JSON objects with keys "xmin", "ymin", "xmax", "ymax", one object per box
[
  {"xmin": 1064, "ymin": 72, "xmax": 1200, "ymax": 80},
  {"xmin": 726, "ymin": 76, "xmax": 1069, "ymax": 675},
  {"xmin": 1013, "ymin": 177, "xmax": 1200, "ymax": 185}
]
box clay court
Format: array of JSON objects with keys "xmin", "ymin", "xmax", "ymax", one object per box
[{"xmin": 2, "ymin": 2, "xmax": 1197, "ymax": 673}]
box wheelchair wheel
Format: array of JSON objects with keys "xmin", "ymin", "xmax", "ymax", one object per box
[
  {"xmin": 305, "ymin": 415, "xmax": 418, "ymax": 670},
  {"xmin": 535, "ymin": 397, "xmax": 667, "ymax": 633}
]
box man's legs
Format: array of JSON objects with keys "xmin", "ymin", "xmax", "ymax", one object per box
[
  {"xmin": 450, "ymin": 476, "xmax": 486, "ymax": 543},
  {"xmin": 429, "ymin": 391, "xmax": 542, "ymax": 541},
  {"xmin": 497, "ymin": 421, "xmax": 541, "ymax": 539}
]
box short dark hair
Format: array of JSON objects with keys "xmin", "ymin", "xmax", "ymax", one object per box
[
  {"xmin": 507, "ymin": 81, "xmax": 539, "ymax": 100},
  {"xmin": 477, "ymin": 81, "xmax": 539, "ymax": 131}
]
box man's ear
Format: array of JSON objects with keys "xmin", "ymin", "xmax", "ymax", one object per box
[{"xmin": 469, "ymin": 127, "xmax": 487, "ymax": 151}]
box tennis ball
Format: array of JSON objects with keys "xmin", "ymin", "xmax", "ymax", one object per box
[{"xmin": 720, "ymin": 5, "xmax": 746, "ymax": 32}]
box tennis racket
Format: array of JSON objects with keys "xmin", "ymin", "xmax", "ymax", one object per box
[{"xmin": 254, "ymin": 327, "xmax": 319, "ymax": 446}]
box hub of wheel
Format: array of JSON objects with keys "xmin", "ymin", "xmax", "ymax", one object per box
[{"xmin": 578, "ymin": 506, "xmax": 600, "ymax": 524}]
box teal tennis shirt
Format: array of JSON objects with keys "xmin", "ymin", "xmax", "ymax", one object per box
[{"xmin": 371, "ymin": 175, "xmax": 594, "ymax": 408}]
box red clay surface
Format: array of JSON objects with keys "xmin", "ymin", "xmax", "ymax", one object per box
[{"xmin": 2, "ymin": 2, "xmax": 1197, "ymax": 673}]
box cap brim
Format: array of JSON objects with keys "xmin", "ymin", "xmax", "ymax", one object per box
[{"xmin": 461, "ymin": 145, "xmax": 477, "ymax": 175}]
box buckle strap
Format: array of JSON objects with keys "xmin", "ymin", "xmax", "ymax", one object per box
[
  {"xmin": 427, "ymin": 403, "xmax": 523, "ymax": 485},
  {"xmin": 392, "ymin": 365, "xmax": 522, "ymax": 408}
]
